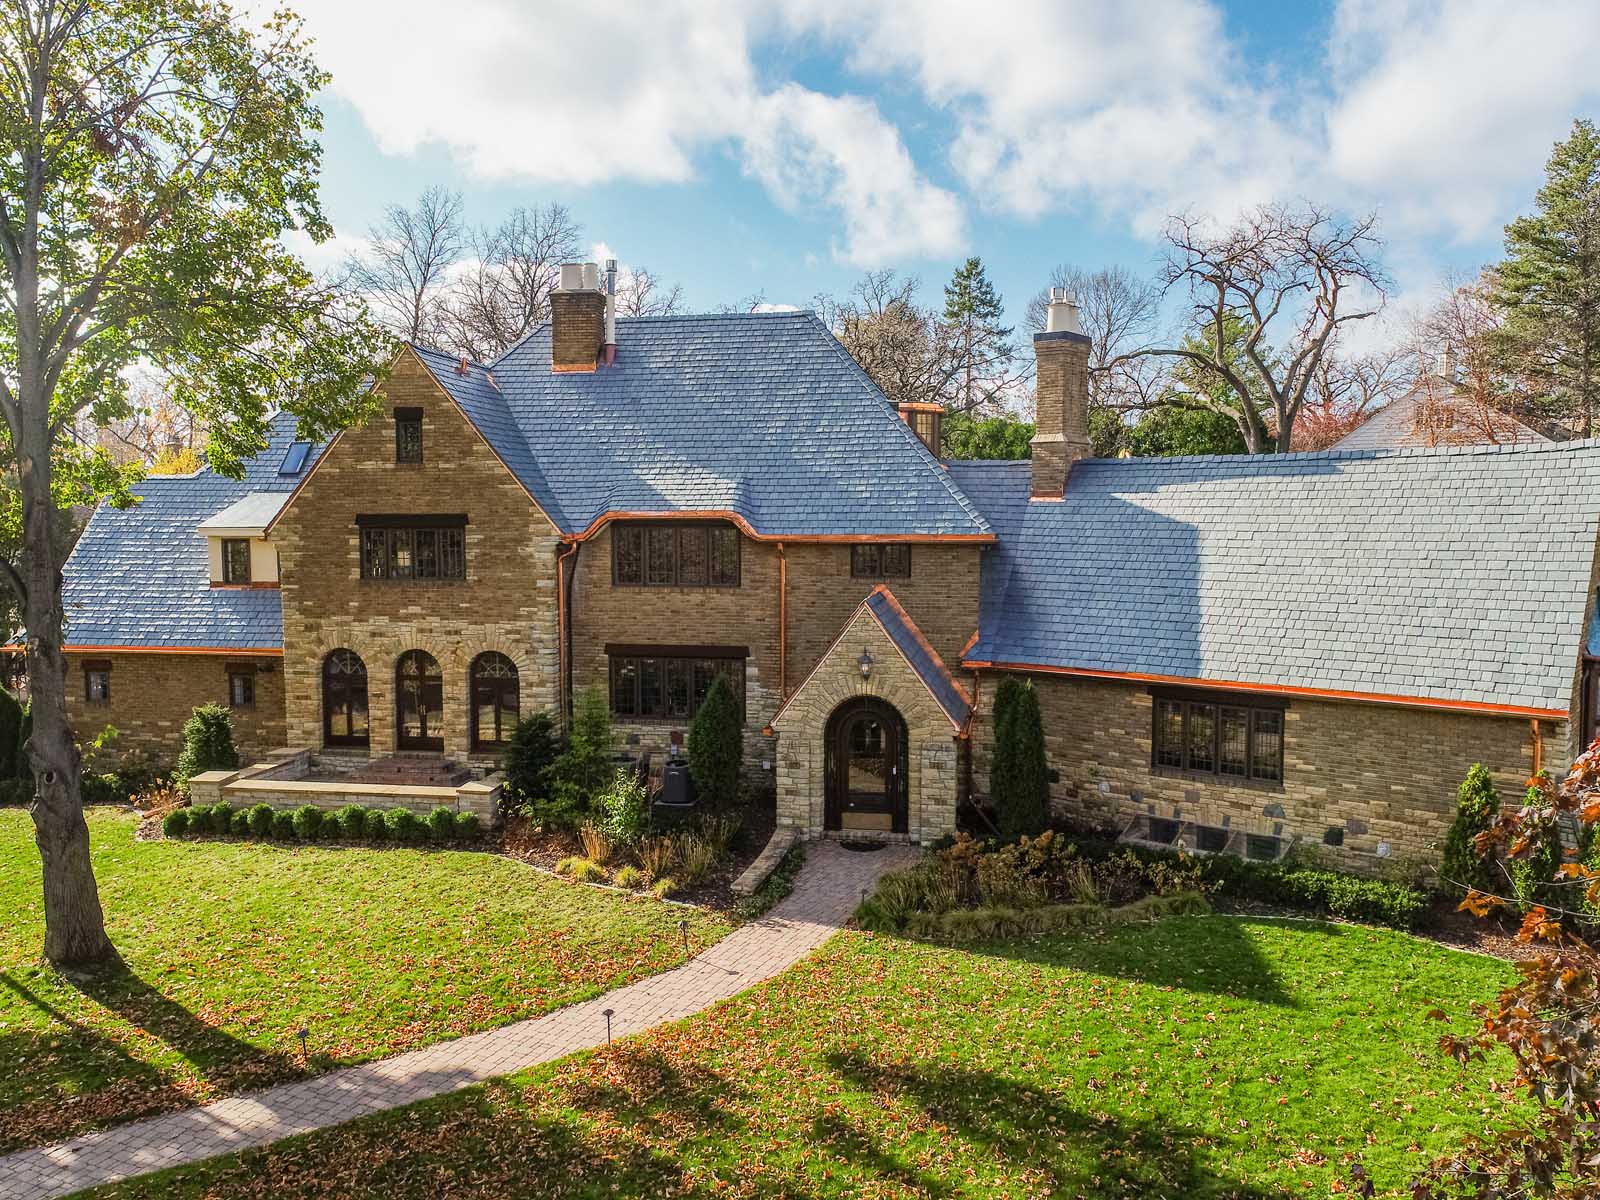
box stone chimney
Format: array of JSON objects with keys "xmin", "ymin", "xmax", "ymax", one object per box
[
  {"xmin": 551, "ymin": 262, "xmax": 606, "ymax": 372},
  {"xmin": 1030, "ymin": 288, "xmax": 1092, "ymax": 499}
]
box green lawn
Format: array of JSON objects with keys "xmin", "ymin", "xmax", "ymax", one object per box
[
  {"xmin": 88, "ymin": 914, "xmax": 1519, "ymax": 1199},
  {"xmin": 0, "ymin": 808, "xmax": 729, "ymax": 1153}
]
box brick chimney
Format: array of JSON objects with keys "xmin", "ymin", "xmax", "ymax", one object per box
[
  {"xmin": 550, "ymin": 262, "xmax": 606, "ymax": 372},
  {"xmin": 1030, "ymin": 288, "xmax": 1092, "ymax": 499}
]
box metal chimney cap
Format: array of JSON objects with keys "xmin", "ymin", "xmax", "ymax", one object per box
[
  {"xmin": 1045, "ymin": 290, "xmax": 1083, "ymax": 336},
  {"xmin": 558, "ymin": 262, "xmax": 602, "ymax": 292}
]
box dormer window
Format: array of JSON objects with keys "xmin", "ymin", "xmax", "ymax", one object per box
[
  {"xmin": 395, "ymin": 407, "xmax": 423, "ymax": 464},
  {"xmin": 221, "ymin": 538, "xmax": 252, "ymax": 584}
]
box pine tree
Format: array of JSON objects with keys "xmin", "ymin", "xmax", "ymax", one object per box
[
  {"xmin": 551, "ymin": 688, "xmax": 613, "ymax": 818},
  {"xmin": 1495, "ymin": 118, "xmax": 1600, "ymax": 435},
  {"xmin": 942, "ymin": 257, "xmax": 1015, "ymax": 419},
  {"xmin": 687, "ymin": 674, "xmax": 743, "ymax": 811},
  {"xmin": 990, "ymin": 678, "xmax": 1049, "ymax": 840},
  {"xmin": 1441, "ymin": 763, "xmax": 1499, "ymax": 895}
]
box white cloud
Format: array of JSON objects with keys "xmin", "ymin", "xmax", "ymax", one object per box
[
  {"xmin": 1325, "ymin": 0, "xmax": 1600, "ymax": 238},
  {"xmin": 260, "ymin": 0, "xmax": 1600, "ymax": 273},
  {"xmin": 263, "ymin": 0, "xmax": 961, "ymax": 267}
]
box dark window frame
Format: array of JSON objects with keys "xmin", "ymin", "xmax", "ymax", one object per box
[
  {"xmin": 227, "ymin": 665, "xmax": 256, "ymax": 709},
  {"xmin": 83, "ymin": 660, "xmax": 111, "ymax": 704},
  {"xmin": 850, "ymin": 543, "xmax": 912, "ymax": 579},
  {"xmin": 394, "ymin": 407, "xmax": 423, "ymax": 465},
  {"xmin": 322, "ymin": 648, "xmax": 370, "ymax": 748},
  {"xmin": 470, "ymin": 652, "xmax": 520, "ymax": 752},
  {"xmin": 220, "ymin": 538, "xmax": 252, "ymax": 584},
  {"xmin": 606, "ymin": 646, "xmax": 746, "ymax": 722},
  {"xmin": 1150, "ymin": 688, "xmax": 1285, "ymax": 786},
  {"xmin": 611, "ymin": 522, "xmax": 740, "ymax": 588},
  {"xmin": 357, "ymin": 514, "xmax": 468, "ymax": 581}
]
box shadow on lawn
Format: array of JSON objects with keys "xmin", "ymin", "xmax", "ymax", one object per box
[
  {"xmin": 0, "ymin": 958, "xmax": 304, "ymax": 1153},
  {"xmin": 933, "ymin": 912, "xmax": 1304, "ymax": 1008},
  {"xmin": 828, "ymin": 1049, "xmax": 1279, "ymax": 1198}
]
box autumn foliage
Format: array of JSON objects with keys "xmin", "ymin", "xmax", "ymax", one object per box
[{"xmin": 1406, "ymin": 742, "xmax": 1600, "ymax": 1198}]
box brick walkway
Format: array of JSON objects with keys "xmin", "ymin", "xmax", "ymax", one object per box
[{"xmin": 0, "ymin": 840, "xmax": 917, "ymax": 1200}]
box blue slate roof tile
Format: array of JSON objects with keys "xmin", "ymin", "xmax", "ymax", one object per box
[
  {"xmin": 949, "ymin": 443, "xmax": 1600, "ymax": 713},
  {"xmin": 865, "ymin": 587, "xmax": 971, "ymax": 729},
  {"xmin": 61, "ymin": 414, "xmax": 324, "ymax": 650},
  {"xmin": 416, "ymin": 312, "xmax": 991, "ymax": 538}
]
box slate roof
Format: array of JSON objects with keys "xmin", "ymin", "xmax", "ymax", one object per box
[
  {"xmin": 417, "ymin": 312, "xmax": 991, "ymax": 538},
  {"xmin": 951, "ymin": 443, "xmax": 1600, "ymax": 713},
  {"xmin": 864, "ymin": 586, "xmax": 972, "ymax": 729},
  {"xmin": 61, "ymin": 414, "xmax": 323, "ymax": 650}
]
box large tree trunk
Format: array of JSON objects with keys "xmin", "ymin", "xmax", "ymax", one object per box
[{"xmin": 18, "ymin": 386, "xmax": 112, "ymax": 967}]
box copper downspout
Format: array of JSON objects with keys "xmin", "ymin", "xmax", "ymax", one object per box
[
  {"xmin": 557, "ymin": 541, "xmax": 580, "ymax": 726},
  {"xmin": 776, "ymin": 542, "xmax": 787, "ymax": 698},
  {"xmin": 1531, "ymin": 718, "xmax": 1543, "ymax": 776}
]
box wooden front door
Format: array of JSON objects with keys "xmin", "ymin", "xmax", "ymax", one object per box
[
  {"xmin": 825, "ymin": 697, "xmax": 908, "ymax": 834},
  {"xmin": 396, "ymin": 650, "xmax": 444, "ymax": 752}
]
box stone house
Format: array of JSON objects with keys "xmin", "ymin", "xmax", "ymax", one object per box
[{"xmin": 51, "ymin": 269, "xmax": 1600, "ymax": 869}]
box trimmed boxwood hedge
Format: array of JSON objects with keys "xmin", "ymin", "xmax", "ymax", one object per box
[{"xmin": 164, "ymin": 802, "xmax": 488, "ymax": 848}]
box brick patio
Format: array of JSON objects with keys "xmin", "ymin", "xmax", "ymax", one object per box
[{"xmin": 0, "ymin": 840, "xmax": 916, "ymax": 1200}]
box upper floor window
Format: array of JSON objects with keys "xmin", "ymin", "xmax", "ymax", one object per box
[
  {"xmin": 84, "ymin": 661, "xmax": 111, "ymax": 704},
  {"xmin": 221, "ymin": 538, "xmax": 252, "ymax": 584},
  {"xmin": 613, "ymin": 523, "xmax": 739, "ymax": 587},
  {"xmin": 279, "ymin": 441, "xmax": 312, "ymax": 475},
  {"xmin": 357, "ymin": 515, "xmax": 467, "ymax": 581},
  {"xmin": 851, "ymin": 544, "xmax": 912, "ymax": 579},
  {"xmin": 1152, "ymin": 691, "xmax": 1284, "ymax": 784},
  {"xmin": 394, "ymin": 407, "xmax": 423, "ymax": 464}
]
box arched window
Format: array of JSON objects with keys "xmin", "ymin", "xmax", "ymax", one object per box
[
  {"xmin": 323, "ymin": 649, "xmax": 369, "ymax": 748},
  {"xmin": 471, "ymin": 653, "xmax": 519, "ymax": 751},
  {"xmin": 395, "ymin": 650, "xmax": 444, "ymax": 752}
]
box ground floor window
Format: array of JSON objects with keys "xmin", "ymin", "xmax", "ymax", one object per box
[
  {"xmin": 323, "ymin": 648, "xmax": 369, "ymax": 747},
  {"xmin": 471, "ymin": 652, "xmax": 519, "ymax": 750},
  {"xmin": 606, "ymin": 645, "xmax": 745, "ymax": 721},
  {"xmin": 1152, "ymin": 690, "xmax": 1284, "ymax": 783},
  {"xmin": 227, "ymin": 665, "xmax": 256, "ymax": 709},
  {"xmin": 83, "ymin": 660, "xmax": 111, "ymax": 704}
]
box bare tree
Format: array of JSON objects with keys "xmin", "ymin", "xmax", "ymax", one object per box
[
  {"xmin": 1410, "ymin": 271, "xmax": 1548, "ymax": 443},
  {"xmin": 446, "ymin": 203, "xmax": 582, "ymax": 361},
  {"xmin": 1026, "ymin": 264, "xmax": 1166, "ymax": 412},
  {"xmin": 342, "ymin": 186, "xmax": 463, "ymax": 347},
  {"xmin": 1127, "ymin": 204, "xmax": 1389, "ymax": 452},
  {"xmin": 615, "ymin": 266, "xmax": 684, "ymax": 318},
  {"xmin": 1294, "ymin": 345, "xmax": 1415, "ymax": 450}
]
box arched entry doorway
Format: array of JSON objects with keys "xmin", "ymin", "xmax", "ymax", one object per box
[
  {"xmin": 396, "ymin": 650, "xmax": 444, "ymax": 752},
  {"xmin": 824, "ymin": 696, "xmax": 908, "ymax": 834},
  {"xmin": 323, "ymin": 649, "xmax": 370, "ymax": 748}
]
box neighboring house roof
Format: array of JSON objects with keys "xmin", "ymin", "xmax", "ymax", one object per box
[
  {"xmin": 416, "ymin": 312, "xmax": 992, "ymax": 540},
  {"xmin": 1332, "ymin": 376, "xmax": 1549, "ymax": 451},
  {"xmin": 952, "ymin": 442, "xmax": 1600, "ymax": 715},
  {"xmin": 61, "ymin": 414, "xmax": 323, "ymax": 650}
]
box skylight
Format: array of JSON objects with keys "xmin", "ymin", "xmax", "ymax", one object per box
[{"xmin": 278, "ymin": 441, "xmax": 311, "ymax": 475}]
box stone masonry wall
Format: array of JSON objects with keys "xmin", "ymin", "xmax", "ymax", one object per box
[
  {"xmin": 272, "ymin": 349, "xmax": 561, "ymax": 761},
  {"xmin": 568, "ymin": 527, "xmax": 983, "ymax": 785},
  {"xmin": 66, "ymin": 650, "xmax": 286, "ymax": 770},
  {"xmin": 969, "ymin": 670, "xmax": 1562, "ymax": 872},
  {"xmin": 772, "ymin": 614, "xmax": 960, "ymax": 843}
]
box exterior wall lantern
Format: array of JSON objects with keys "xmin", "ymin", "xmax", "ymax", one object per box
[{"xmin": 858, "ymin": 648, "xmax": 874, "ymax": 679}]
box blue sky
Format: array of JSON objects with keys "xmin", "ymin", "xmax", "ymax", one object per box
[{"xmin": 278, "ymin": 0, "xmax": 1600, "ymax": 338}]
